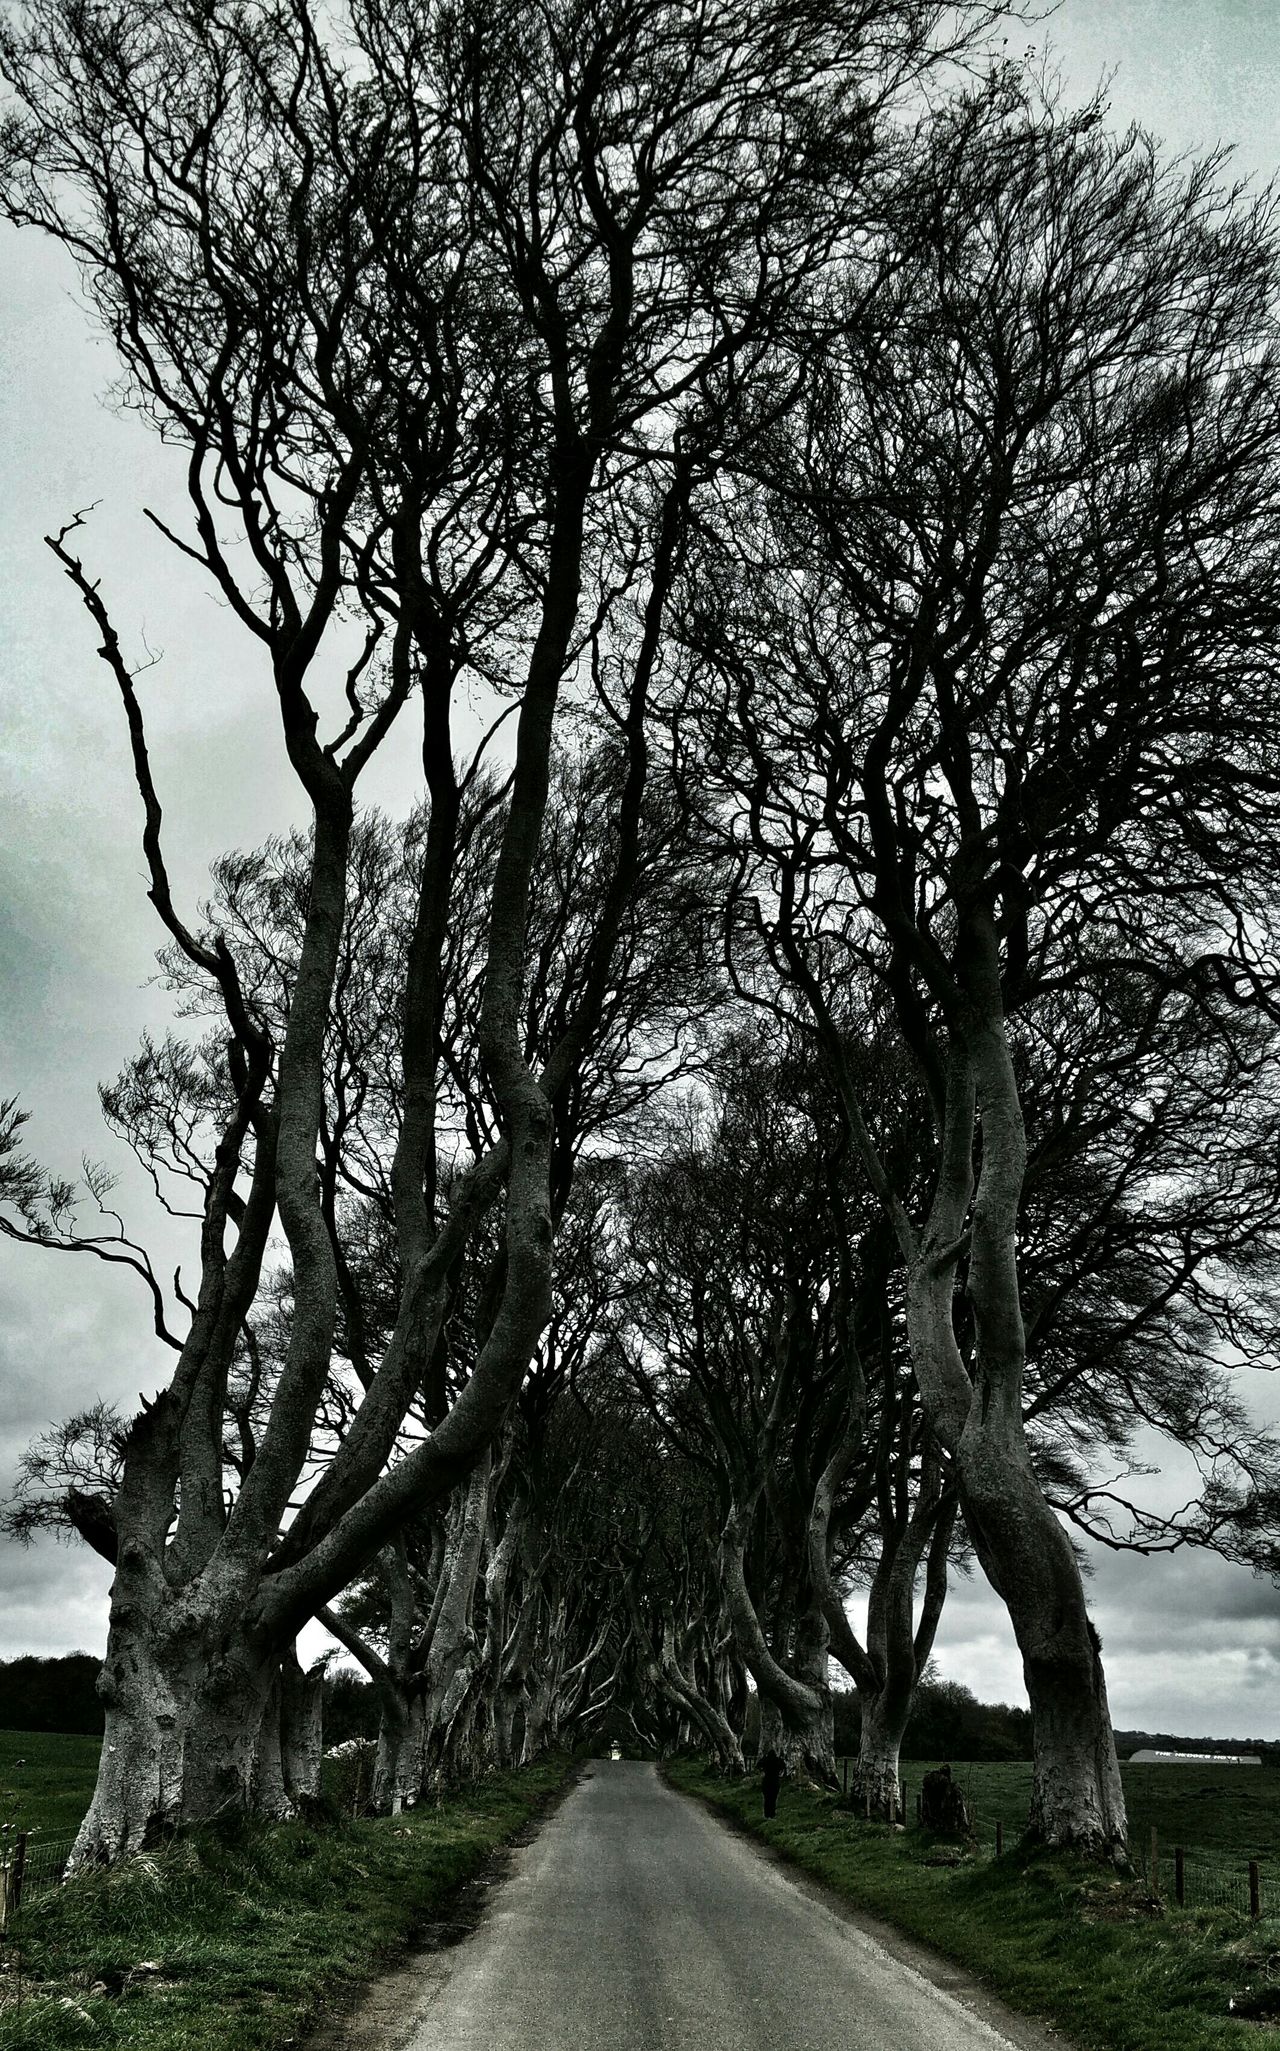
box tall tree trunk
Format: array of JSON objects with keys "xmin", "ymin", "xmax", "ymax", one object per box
[
  {"xmin": 965, "ymin": 1000, "xmax": 1124, "ymax": 1855},
  {"xmin": 814, "ymin": 1429, "xmax": 956, "ymax": 1823},
  {"xmin": 252, "ymin": 1669, "xmax": 292, "ymax": 1820},
  {"xmin": 421, "ymin": 1454, "xmax": 492, "ymax": 1783},
  {"xmin": 850, "ymin": 1506, "xmax": 954, "ymax": 1823},
  {"xmin": 905, "ymin": 993, "xmax": 1127, "ymax": 1858},
  {"xmin": 492, "ymin": 1596, "xmax": 536, "ymax": 1770},
  {"xmin": 957, "ymin": 1410, "xmax": 1126, "ymax": 1851},
  {"xmin": 626, "ymin": 1581, "xmax": 745, "ymax": 1775},
  {"xmin": 664, "ymin": 1616, "xmax": 745, "ymax": 1776},
  {"xmin": 521, "ymin": 1620, "xmax": 562, "ymax": 1764},
  {"xmin": 469, "ymin": 1488, "xmax": 525, "ymax": 1771},
  {"xmin": 375, "ymin": 1690, "xmax": 426, "ymax": 1814},
  {"xmin": 491, "ymin": 1682, "xmax": 522, "ymax": 1770},
  {"xmin": 853, "ymin": 1691, "xmax": 908, "ymax": 1820},
  {"xmin": 73, "ymin": 1577, "xmax": 280, "ymax": 1866}
]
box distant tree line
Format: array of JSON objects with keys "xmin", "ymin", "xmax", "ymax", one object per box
[
  {"xmin": 321, "ymin": 1671, "xmax": 381, "ymax": 1748},
  {"xmin": 0, "ymin": 1652, "xmax": 1037, "ymax": 1763},
  {"xmin": 829, "ymin": 1681, "xmax": 1030, "ymax": 1764},
  {"xmin": 0, "ymin": 1655, "xmax": 103, "ymax": 1736},
  {"xmin": 14, "ymin": 1650, "xmax": 1277, "ymax": 1773},
  {"xmin": 0, "ymin": 1653, "xmax": 381, "ymax": 1747}
]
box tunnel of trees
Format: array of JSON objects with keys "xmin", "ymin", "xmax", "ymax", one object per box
[{"xmin": 3, "ymin": 0, "xmax": 1280, "ymax": 1868}]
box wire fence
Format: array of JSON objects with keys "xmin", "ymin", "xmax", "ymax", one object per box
[
  {"xmin": 0, "ymin": 1829, "xmax": 76, "ymax": 1933},
  {"xmin": 825, "ymin": 1760, "xmax": 1276, "ymax": 1921},
  {"xmin": 0, "ymin": 1830, "xmax": 77, "ymax": 2016},
  {"xmin": 1130, "ymin": 1832, "xmax": 1276, "ymax": 1920}
]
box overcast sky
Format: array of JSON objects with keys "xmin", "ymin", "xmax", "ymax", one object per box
[{"xmin": 3, "ymin": 1, "xmax": 1280, "ymax": 1737}]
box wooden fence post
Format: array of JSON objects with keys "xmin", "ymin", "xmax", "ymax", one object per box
[
  {"xmin": 1150, "ymin": 1826, "xmax": 1159, "ymax": 1900},
  {"xmin": 1250, "ymin": 1861, "xmax": 1261, "ymax": 1920},
  {"xmin": 1175, "ymin": 1847, "xmax": 1184, "ymax": 1907},
  {"xmin": 996, "ymin": 1821, "xmax": 1004, "ymax": 1856},
  {"xmin": 10, "ymin": 1835, "xmax": 26, "ymax": 1920}
]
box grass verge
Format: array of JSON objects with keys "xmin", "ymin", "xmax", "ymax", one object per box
[
  {"xmin": 665, "ymin": 1757, "xmax": 1280, "ymax": 2051},
  {"xmin": 0, "ymin": 1756, "xmax": 574, "ymax": 2051}
]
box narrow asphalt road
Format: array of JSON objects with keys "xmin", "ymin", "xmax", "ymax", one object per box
[{"xmin": 400, "ymin": 1762, "xmax": 1055, "ymax": 2051}]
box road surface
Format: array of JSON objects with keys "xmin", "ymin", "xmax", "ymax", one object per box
[{"xmin": 399, "ymin": 1762, "xmax": 1055, "ymax": 2051}]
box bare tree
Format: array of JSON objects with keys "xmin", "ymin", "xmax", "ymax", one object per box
[
  {"xmin": 670, "ymin": 69, "xmax": 1280, "ymax": 1854},
  {"xmin": 0, "ymin": 0, "xmax": 1015, "ymax": 1858}
]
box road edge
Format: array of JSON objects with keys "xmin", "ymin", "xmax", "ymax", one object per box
[{"xmin": 303, "ymin": 1757, "xmax": 586, "ymax": 2051}]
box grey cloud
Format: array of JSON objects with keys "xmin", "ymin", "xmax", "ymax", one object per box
[
  {"xmin": 925, "ymin": 1541, "xmax": 1280, "ymax": 1739},
  {"xmin": 0, "ymin": 1540, "xmax": 111, "ymax": 1658}
]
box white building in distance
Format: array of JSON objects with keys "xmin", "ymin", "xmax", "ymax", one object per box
[{"xmin": 1128, "ymin": 1750, "xmax": 1261, "ymax": 1766}]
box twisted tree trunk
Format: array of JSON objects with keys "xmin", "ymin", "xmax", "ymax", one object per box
[
  {"xmin": 720, "ymin": 1505, "xmax": 835, "ymax": 1784},
  {"xmin": 905, "ymin": 984, "xmax": 1126, "ymax": 1857}
]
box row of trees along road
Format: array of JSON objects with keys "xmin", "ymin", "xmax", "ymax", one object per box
[{"xmin": 3, "ymin": 0, "xmax": 1280, "ymax": 1867}]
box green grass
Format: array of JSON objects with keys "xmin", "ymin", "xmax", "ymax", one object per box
[
  {"xmin": 0, "ymin": 1755, "xmax": 574, "ymax": 2050},
  {"xmin": 669, "ymin": 1757, "xmax": 1280, "ymax": 2051},
  {"xmin": 7, "ymin": 1736, "xmax": 1276, "ymax": 2049},
  {"xmin": 0, "ymin": 1734, "xmax": 102, "ymax": 1844}
]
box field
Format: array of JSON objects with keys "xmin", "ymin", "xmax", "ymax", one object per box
[
  {"xmin": 0, "ymin": 1733, "xmax": 394, "ymax": 1852},
  {"xmin": 5, "ymin": 1734, "xmax": 1280, "ymax": 2051},
  {"xmin": 0, "ymin": 1732, "xmax": 102, "ymax": 1845},
  {"xmin": 5, "ymin": 1733, "xmax": 1280, "ymax": 1869},
  {"xmin": 851, "ymin": 1756, "xmax": 1280, "ymax": 1920},
  {"xmin": 880, "ymin": 1758, "xmax": 1280, "ymax": 1866}
]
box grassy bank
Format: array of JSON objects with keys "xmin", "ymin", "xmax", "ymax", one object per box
[
  {"xmin": 0, "ymin": 1756, "xmax": 573, "ymax": 2051},
  {"xmin": 666, "ymin": 1757, "xmax": 1280, "ymax": 2051}
]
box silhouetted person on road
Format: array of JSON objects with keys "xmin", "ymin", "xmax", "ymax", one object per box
[{"xmin": 761, "ymin": 1749, "xmax": 784, "ymax": 1819}]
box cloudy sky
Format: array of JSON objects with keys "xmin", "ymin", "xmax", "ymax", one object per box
[{"xmin": 2, "ymin": 0, "xmax": 1280, "ymax": 1737}]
